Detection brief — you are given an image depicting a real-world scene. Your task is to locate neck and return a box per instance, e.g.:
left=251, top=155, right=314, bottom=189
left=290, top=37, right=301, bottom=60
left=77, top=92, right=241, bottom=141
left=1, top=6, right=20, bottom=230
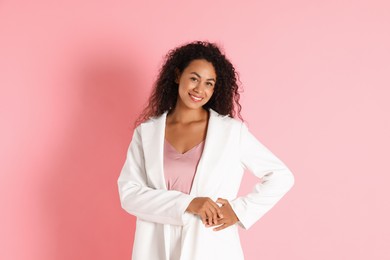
left=168, top=105, right=209, bottom=124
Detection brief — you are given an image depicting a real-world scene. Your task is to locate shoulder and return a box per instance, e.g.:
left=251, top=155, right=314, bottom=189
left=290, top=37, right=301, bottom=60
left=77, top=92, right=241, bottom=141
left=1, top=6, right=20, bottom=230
left=130, top=113, right=166, bottom=142
left=209, top=108, right=243, bottom=130
left=142, top=113, right=165, bottom=124
left=137, top=112, right=167, bottom=129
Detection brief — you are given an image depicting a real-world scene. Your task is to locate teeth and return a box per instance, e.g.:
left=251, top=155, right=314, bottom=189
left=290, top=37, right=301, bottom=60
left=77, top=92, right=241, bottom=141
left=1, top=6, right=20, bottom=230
left=190, top=94, right=202, bottom=101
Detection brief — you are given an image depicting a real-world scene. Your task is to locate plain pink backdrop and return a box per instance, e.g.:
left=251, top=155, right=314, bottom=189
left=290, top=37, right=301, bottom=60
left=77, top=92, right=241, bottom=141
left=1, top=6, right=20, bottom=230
left=1, top=0, right=389, bottom=259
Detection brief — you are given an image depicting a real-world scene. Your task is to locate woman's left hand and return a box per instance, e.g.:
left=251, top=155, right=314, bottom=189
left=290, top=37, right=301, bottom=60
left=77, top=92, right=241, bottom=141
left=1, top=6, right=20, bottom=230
left=206, top=198, right=239, bottom=231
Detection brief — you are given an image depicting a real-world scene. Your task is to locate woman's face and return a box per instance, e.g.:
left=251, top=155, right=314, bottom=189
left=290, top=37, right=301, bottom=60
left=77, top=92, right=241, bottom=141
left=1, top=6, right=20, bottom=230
left=175, top=59, right=216, bottom=111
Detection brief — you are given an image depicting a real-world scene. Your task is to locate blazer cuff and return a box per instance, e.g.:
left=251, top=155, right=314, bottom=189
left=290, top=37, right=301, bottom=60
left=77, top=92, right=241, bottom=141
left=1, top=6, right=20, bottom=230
left=179, top=195, right=196, bottom=225
left=229, top=198, right=254, bottom=230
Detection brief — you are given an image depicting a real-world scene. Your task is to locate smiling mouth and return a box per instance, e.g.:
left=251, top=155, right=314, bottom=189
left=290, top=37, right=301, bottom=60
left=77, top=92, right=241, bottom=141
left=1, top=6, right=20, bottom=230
left=189, top=93, right=203, bottom=102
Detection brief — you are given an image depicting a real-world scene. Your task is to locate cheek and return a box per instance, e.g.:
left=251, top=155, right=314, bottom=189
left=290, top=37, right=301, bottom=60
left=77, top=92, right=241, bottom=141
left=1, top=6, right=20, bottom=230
left=179, top=80, right=191, bottom=92
left=178, top=83, right=188, bottom=94
left=207, top=88, right=215, bottom=98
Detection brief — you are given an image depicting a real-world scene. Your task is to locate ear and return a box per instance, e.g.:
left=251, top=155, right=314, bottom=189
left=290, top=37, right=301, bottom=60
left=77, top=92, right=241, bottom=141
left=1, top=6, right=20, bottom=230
left=174, top=68, right=180, bottom=84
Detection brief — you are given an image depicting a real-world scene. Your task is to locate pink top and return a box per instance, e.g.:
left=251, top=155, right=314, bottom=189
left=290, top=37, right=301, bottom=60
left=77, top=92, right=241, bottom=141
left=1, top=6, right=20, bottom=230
left=163, top=139, right=205, bottom=194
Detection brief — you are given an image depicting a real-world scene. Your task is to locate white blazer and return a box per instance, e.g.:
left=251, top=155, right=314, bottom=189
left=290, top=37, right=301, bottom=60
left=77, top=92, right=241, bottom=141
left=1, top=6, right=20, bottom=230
left=118, top=108, right=294, bottom=260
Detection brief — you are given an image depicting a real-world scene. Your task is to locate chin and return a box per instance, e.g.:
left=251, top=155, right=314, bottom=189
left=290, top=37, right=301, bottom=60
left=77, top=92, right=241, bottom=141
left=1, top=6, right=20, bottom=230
left=188, top=105, right=205, bottom=110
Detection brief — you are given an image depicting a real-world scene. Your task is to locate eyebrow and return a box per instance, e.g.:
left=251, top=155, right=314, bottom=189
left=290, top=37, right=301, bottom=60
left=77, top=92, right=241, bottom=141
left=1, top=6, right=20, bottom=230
left=190, top=72, right=216, bottom=82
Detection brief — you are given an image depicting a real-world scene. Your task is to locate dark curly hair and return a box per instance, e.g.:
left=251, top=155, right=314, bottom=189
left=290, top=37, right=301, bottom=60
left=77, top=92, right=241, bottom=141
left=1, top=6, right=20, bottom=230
left=136, top=41, right=243, bottom=125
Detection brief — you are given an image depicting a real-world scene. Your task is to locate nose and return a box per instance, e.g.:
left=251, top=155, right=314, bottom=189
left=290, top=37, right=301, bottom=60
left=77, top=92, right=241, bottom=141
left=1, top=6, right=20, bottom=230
left=193, top=86, right=201, bottom=93
left=193, top=81, right=206, bottom=93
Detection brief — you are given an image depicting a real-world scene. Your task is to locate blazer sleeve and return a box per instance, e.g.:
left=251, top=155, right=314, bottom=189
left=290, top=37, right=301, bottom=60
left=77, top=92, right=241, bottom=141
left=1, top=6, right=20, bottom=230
left=117, top=126, right=195, bottom=226
left=230, top=122, right=295, bottom=230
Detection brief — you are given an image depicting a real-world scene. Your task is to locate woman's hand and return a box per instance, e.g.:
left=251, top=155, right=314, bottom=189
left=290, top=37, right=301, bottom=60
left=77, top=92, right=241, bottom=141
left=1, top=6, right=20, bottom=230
left=186, top=197, right=223, bottom=226
left=209, top=198, right=239, bottom=231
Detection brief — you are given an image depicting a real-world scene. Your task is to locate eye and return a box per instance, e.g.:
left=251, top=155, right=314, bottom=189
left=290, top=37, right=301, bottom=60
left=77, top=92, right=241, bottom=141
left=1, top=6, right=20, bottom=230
left=190, top=77, right=198, bottom=82
left=206, top=82, right=214, bottom=87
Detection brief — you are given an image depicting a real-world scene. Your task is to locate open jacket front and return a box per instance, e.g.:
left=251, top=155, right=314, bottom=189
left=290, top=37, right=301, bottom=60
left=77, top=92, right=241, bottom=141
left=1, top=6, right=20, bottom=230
left=118, top=108, right=295, bottom=260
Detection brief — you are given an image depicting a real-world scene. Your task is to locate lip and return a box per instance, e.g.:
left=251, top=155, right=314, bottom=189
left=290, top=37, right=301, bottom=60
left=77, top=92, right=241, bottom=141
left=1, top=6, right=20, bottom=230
left=189, top=93, right=203, bottom=102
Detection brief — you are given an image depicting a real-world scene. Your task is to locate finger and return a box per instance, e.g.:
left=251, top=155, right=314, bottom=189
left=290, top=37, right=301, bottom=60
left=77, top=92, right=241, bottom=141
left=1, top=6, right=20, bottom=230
left=216, top=198, right=227, bottom=205
left=208, top=214, right=228, bottom=227
left=200, top=212, right=207, bottom=225
left=216, top=198, right=227, bottom=218
left=211, top=200, right=224, bottom=218
left=213, top=223, right=229, bottom=232
left=205, top=208, right=214, bottom=226
left=205, top=221, right=219, bottom=227
left=212, top=214, right=219, bottom=225
left=207, top=204, right=219, bottom=225
left=207, top=207, right=220, bottom=225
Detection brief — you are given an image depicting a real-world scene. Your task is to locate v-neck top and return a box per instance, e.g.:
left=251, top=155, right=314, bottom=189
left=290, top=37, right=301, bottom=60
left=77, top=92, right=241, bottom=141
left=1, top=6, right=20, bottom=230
left=163, top=139, right=205, bottom=194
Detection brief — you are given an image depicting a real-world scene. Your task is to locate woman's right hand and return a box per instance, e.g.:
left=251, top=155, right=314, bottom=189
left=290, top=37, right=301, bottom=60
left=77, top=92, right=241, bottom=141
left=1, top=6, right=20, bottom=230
left=186, top=197, right=223, bottom=226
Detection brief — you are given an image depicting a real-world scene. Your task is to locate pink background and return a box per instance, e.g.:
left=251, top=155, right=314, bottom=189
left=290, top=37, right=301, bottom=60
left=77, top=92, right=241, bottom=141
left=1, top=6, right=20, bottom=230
left=1, top=0, right=389, bottom=259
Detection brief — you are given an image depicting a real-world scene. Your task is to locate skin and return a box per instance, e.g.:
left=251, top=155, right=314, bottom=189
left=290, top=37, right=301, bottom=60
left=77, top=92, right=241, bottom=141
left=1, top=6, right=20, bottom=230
left=165, top=59, right=239, bottom=231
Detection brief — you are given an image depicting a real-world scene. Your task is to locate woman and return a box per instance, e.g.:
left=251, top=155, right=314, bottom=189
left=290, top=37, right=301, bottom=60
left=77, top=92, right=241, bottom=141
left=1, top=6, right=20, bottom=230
left=117, top=41, right=294, bottom=260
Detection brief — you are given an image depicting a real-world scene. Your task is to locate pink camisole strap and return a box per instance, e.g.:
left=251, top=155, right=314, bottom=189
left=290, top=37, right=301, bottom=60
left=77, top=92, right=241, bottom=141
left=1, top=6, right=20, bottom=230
left=163, top=139, right=205, bottom=194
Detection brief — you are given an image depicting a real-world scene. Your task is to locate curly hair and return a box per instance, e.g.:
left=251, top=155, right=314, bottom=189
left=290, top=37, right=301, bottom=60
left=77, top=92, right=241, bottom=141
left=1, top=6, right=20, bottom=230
left=135, top=41, right=243, bottom=126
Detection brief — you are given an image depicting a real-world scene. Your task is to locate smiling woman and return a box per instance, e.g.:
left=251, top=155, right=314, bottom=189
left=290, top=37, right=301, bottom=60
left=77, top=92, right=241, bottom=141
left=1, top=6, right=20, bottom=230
left=117, top=41, right=295, bottom=260
left=176, top=59, right=216, bottom=108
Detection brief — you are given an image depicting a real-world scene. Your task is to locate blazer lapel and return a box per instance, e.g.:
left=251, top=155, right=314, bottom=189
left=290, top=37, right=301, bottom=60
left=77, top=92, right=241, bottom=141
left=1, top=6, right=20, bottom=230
left=141, top=111, right=168, bottom=190
left=190, top=109, right=228, bottom=196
